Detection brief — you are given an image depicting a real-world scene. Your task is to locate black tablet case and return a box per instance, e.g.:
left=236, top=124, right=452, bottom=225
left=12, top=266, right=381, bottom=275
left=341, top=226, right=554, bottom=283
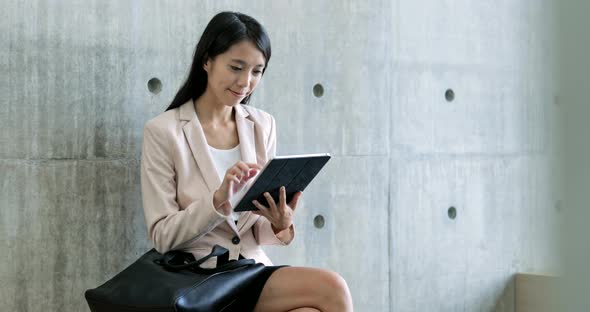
left=233, top=155, right=331, bottom=212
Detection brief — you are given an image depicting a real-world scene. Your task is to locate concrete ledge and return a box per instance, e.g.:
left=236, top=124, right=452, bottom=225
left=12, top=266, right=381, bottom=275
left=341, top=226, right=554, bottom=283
left=515, top=273, right=559, bottom=312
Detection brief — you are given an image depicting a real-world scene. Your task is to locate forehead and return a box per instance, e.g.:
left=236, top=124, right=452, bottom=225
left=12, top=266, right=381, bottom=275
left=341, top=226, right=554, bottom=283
left=220, top=40, right=265, bottom=66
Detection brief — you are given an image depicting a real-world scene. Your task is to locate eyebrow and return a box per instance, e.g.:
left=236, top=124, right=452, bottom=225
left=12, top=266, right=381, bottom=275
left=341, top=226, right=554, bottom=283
left=230, top=59, right=265, bottom=68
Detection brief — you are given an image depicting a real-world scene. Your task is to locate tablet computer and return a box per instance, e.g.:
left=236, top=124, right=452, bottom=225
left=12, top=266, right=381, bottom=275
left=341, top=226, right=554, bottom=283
left=232, top=153, right=331, bottom=212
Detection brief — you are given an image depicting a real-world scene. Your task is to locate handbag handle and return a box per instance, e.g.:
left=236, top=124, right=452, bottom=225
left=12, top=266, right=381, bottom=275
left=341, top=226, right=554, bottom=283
left=156, top=245, right=255, bottom=273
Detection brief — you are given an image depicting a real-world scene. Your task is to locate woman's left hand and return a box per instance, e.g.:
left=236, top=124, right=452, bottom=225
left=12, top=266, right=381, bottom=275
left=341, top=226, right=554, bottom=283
left=252, top=186, right=303, bottom=233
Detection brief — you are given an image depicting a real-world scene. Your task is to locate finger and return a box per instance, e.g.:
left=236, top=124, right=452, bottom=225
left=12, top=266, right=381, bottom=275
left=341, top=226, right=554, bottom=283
left=226, top=172, right=241, bottom=184
left=252, top=200, right=270, bottom=215
left=231, top=163, right=261, bottom=183
left=252, top=209, right=268, bottom=217
left=238, top=161, right=262, bottom=175
left=235, top=162, right=251, bottom=176
left=228, top=180, right=234, bottom=197
left=227, top=168, right=243, bottom=181
left=279, top=186, right=286, bottom=210
left=245, top=168, right=259, bottom=180
left=263, top=192, right=277, bottom=211
left=288, top=191, right=303, bottom=211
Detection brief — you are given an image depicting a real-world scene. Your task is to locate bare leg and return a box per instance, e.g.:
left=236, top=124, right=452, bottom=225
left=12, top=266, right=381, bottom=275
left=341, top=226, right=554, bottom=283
left=253, top=267, right=353, bottom=312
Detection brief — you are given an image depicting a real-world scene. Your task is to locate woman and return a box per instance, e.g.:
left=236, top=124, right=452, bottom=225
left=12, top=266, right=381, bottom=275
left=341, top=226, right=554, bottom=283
left=140, top=11, right=353, bottom=312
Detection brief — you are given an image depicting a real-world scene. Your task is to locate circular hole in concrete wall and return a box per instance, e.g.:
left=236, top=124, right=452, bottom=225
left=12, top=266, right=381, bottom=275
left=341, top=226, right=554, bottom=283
left=313, top=215, right=325, bottom=229
left=448, top=206, right=457, bottom=220
left=445, top=89, right=455, bottom=102
left=148, top=78, right=162, bottom=94
left=313, top=83, right=324, bottom=98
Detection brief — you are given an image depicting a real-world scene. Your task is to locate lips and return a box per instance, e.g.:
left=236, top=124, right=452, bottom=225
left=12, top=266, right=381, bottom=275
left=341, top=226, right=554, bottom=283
left=229, top=89, right=246, bottom=97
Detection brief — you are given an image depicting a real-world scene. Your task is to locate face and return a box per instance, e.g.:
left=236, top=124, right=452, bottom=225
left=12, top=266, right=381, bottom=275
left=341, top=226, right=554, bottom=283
left=203, top=40, right=266, bottom=107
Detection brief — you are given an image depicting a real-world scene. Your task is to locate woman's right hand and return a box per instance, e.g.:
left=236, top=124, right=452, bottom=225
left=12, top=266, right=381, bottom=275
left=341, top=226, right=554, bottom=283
left=213, top=161, right=262, bottom=216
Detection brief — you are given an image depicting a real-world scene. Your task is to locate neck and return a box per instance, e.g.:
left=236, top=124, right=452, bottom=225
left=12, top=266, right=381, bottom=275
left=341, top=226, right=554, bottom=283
left=194, top=89, right=235, bottom=125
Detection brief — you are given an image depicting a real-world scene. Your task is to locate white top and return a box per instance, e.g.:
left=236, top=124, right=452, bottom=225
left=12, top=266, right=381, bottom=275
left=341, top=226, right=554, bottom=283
left=208, top=143, right=243, bottom=222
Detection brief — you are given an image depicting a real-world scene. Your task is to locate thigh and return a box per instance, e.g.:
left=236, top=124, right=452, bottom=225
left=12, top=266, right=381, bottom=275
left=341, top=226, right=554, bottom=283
left=253, top=266, right=346, bottom=312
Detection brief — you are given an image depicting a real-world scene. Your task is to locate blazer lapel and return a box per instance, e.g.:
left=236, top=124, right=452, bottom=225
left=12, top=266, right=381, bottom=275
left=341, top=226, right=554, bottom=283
left=180, top=102, right=222, bottom=193
left=234, top=105, right=257, bottom=165
left=234, top=105, right=258, bottom=232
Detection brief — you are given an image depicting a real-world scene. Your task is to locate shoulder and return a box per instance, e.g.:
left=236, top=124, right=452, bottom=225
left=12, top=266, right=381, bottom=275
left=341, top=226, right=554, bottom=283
left=143, top=108, right=180, bottom=139
left=144, top=106, right=180, bottom=131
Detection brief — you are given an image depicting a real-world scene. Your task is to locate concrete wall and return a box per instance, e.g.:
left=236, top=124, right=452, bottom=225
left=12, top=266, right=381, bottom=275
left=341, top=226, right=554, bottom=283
left=1, top=1, right=560, bottom=311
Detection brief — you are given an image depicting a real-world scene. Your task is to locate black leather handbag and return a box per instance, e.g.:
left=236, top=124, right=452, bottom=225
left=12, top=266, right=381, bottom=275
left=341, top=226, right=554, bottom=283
left=85, top=245, right=266, bottom=312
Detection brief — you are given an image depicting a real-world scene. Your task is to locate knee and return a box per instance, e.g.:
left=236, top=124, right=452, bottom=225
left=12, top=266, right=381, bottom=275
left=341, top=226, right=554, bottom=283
left=318, top=270, right=353, bottom=311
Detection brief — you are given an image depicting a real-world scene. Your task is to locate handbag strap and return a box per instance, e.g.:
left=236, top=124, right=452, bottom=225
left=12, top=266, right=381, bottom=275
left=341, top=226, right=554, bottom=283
left=156, top=245, right=255, bottom=272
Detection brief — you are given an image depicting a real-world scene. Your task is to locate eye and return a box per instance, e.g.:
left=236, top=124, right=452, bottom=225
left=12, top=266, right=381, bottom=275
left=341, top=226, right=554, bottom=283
left=230, top=65, right=242, bottom=71
left=253, top=70, right=263, bottom=76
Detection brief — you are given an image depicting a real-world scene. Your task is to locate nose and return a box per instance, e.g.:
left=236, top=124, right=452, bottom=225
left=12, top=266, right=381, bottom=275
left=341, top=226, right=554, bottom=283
left=236, top=71, right=251, bottom=89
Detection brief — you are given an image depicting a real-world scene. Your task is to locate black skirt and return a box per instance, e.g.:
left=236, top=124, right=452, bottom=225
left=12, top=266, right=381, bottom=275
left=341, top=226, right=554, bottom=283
left=222, top=264, right=287, bottom=311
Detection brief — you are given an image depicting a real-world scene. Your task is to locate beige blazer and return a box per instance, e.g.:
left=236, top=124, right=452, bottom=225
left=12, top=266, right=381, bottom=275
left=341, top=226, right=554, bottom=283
left=140, top=100, right=294, bottom=268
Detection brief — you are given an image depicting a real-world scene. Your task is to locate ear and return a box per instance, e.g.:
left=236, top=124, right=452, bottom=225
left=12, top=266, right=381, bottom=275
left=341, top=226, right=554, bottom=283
left=202, top=54, right=211, bottom=73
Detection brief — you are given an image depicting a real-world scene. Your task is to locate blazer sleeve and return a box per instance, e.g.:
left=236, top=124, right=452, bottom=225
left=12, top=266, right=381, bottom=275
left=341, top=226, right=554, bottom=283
left=141, top=121, right=226, bottom=253
left=253, top=114, right=295, bottom=245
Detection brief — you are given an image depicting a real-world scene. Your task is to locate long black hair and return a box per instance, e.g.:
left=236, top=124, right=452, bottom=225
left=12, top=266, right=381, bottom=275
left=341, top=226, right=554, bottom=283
left=166, top=12, right=271, bottom=111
